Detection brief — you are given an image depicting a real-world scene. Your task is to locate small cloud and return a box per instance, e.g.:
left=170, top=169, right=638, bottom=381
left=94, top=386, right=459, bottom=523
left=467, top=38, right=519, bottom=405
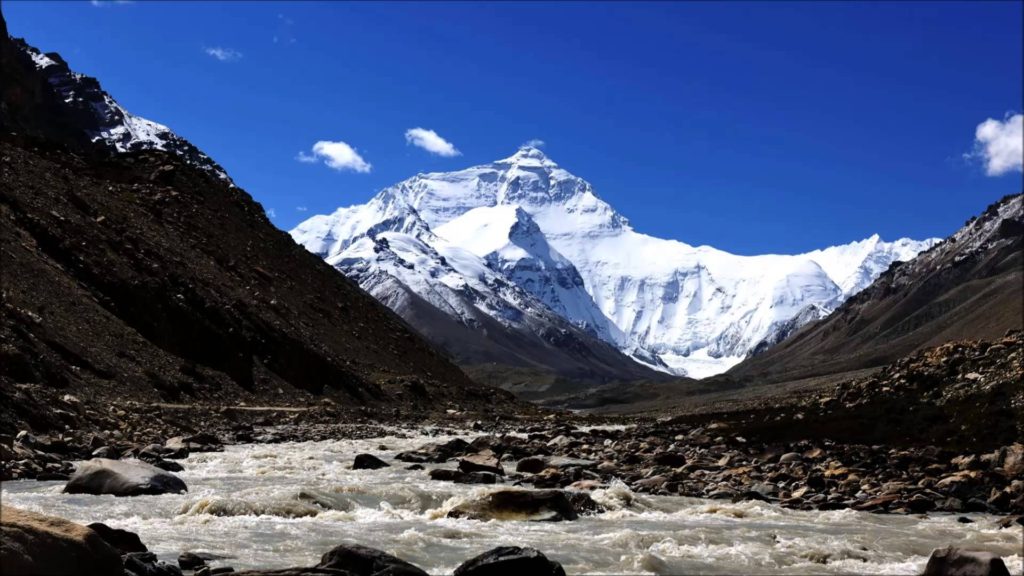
left=296, top=206, right=308, bottom=212
left=90, top=0, right=133, bottom=6
left=522, top=139, right=545, bottom=149
left=204, top=47, right=243, bottom=62
left=266, top=208, right=277, bottom=219
left=296, top=140, right=371, bottom=173
left=966, top=113, right=1023, bottom=176
left=404, top=127, right=461, bottom=157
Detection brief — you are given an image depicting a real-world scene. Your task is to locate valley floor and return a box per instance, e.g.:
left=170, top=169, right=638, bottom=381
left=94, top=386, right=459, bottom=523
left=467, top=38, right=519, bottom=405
left=2, top=424, right=1021, bottom=575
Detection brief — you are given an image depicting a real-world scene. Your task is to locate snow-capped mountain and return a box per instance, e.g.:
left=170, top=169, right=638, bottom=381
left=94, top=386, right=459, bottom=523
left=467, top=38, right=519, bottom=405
left=292, top=146, right=938, bottom=378
left=13, top=38, right=229, bottom=181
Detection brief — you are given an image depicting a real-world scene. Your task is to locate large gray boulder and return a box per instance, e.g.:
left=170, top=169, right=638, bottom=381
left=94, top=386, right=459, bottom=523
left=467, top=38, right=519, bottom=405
left=64, top=458, right=187, bottom=496
left=923, top=547, right=1011, bottom=576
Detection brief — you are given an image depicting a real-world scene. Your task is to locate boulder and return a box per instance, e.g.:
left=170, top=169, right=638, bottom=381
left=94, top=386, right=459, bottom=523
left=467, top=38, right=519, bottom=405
left=455, top=472, right=499, bottom=485
left=64, top=458, right=187, bottom=496
left=165, top=433, right=222, bottom=455
left=652, top=452, right=686, bottom=467
left=516, top=456, right=548, bottom=474
left=459, top=451, right=504, bottom=475
left=922, top=547, right=1011, bottom=576
left=179, top=552, right=207, bottom=570
left=122, top=551, right=183, bottom=576
left=447, top=489, right=601, bottom=522
left=1001, top=444, right=1024, bottom=478
left=92, top=446, right=120, bottom=459
left=779, top=452, right=803, bottom=464
left=0, top=506, right=123, bottom=576
left=352, top=454, right=389, bottom=470
left=397, top=438, right=472, bottom=463
left=316, top=544, right=427, bottom=576
left=87, top=522, right=148, bottom=553
left=153, top=459, right=185, bottom=473
left=429, top=469, right=465, bottom=482
left=453, top=546, right=565, bottom=576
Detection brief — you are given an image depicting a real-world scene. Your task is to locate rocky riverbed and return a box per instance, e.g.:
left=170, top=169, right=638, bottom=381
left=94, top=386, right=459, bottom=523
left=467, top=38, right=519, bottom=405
left=3, top=428, right=1021, bottom=574
left=5, top=414, right=1023, bottom=519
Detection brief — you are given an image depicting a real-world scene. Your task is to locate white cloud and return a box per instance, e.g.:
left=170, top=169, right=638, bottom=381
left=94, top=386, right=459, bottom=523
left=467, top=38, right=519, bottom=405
left=404, top=127, right=461, bottom=157
left=296, top=140, right=371, bottom=173
left=296, top=206, right=308, bottom=212
left=968, top=113, right=1023, bottom=176
left=523, top=139, right=545, bottom=149
left=266, top=208, right=276, bottom=219
left=204, top=47, right=243, bottom=62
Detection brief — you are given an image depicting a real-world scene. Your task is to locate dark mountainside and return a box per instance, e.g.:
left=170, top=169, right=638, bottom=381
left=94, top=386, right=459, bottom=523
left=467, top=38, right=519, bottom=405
left=0, top=10, right=519, bottom=438
left=723, top=192, right=1023, bottom=386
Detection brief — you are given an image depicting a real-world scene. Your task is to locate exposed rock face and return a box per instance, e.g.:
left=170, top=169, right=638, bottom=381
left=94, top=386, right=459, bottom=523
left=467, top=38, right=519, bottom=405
left=447, top=489, right=601, bottom=522
left=453, top=546, right=566, bottom=576
left=923, top=547, right=1011, bottom=576
left=63, top=458, right=187, bottom=496
left=0, top=506, right=123, bottom=576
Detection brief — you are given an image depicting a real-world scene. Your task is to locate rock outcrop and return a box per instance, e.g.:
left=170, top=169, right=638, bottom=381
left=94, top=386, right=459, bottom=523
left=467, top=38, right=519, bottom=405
left=0, top=506, right=123, bottom=576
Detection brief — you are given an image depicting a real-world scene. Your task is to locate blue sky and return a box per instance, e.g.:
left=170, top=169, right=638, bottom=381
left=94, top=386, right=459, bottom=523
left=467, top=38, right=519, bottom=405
left=6, top=1, right=1022, bottom=254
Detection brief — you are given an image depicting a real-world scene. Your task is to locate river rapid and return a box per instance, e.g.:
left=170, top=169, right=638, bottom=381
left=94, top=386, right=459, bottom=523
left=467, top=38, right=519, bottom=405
left=2, top=428, right=1020, bottom=575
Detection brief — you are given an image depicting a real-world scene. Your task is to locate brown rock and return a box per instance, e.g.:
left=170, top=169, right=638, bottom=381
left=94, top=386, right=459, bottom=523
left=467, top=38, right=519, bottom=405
left=459, top=451, right=504, bottom=475
left=0, top=506, right=123, bottom=576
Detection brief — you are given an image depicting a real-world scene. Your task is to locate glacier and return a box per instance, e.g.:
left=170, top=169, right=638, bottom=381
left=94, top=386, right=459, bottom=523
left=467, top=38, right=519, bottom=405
left=292, top=146, right=939, bottom=378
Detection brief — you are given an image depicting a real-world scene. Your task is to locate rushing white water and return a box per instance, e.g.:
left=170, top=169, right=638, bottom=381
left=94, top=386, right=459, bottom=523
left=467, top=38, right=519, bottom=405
left=2, top=429, right=1020, bottom=575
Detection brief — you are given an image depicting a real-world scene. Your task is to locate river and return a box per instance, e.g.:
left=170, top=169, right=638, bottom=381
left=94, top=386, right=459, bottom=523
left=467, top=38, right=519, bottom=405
left=2, top=429, right=1020, bottom=574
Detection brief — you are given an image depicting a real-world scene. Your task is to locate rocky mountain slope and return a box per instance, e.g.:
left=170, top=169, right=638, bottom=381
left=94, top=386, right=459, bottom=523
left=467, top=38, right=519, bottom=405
left=293, top=146, right=937, bottom=379
left=725, top=193, right=1023, bottom=385
left=0, top=10, right=513, bottom=436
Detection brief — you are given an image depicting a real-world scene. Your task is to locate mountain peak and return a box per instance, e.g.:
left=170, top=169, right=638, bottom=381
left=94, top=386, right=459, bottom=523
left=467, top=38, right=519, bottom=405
left=499, top=145, right=555, bottom=166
